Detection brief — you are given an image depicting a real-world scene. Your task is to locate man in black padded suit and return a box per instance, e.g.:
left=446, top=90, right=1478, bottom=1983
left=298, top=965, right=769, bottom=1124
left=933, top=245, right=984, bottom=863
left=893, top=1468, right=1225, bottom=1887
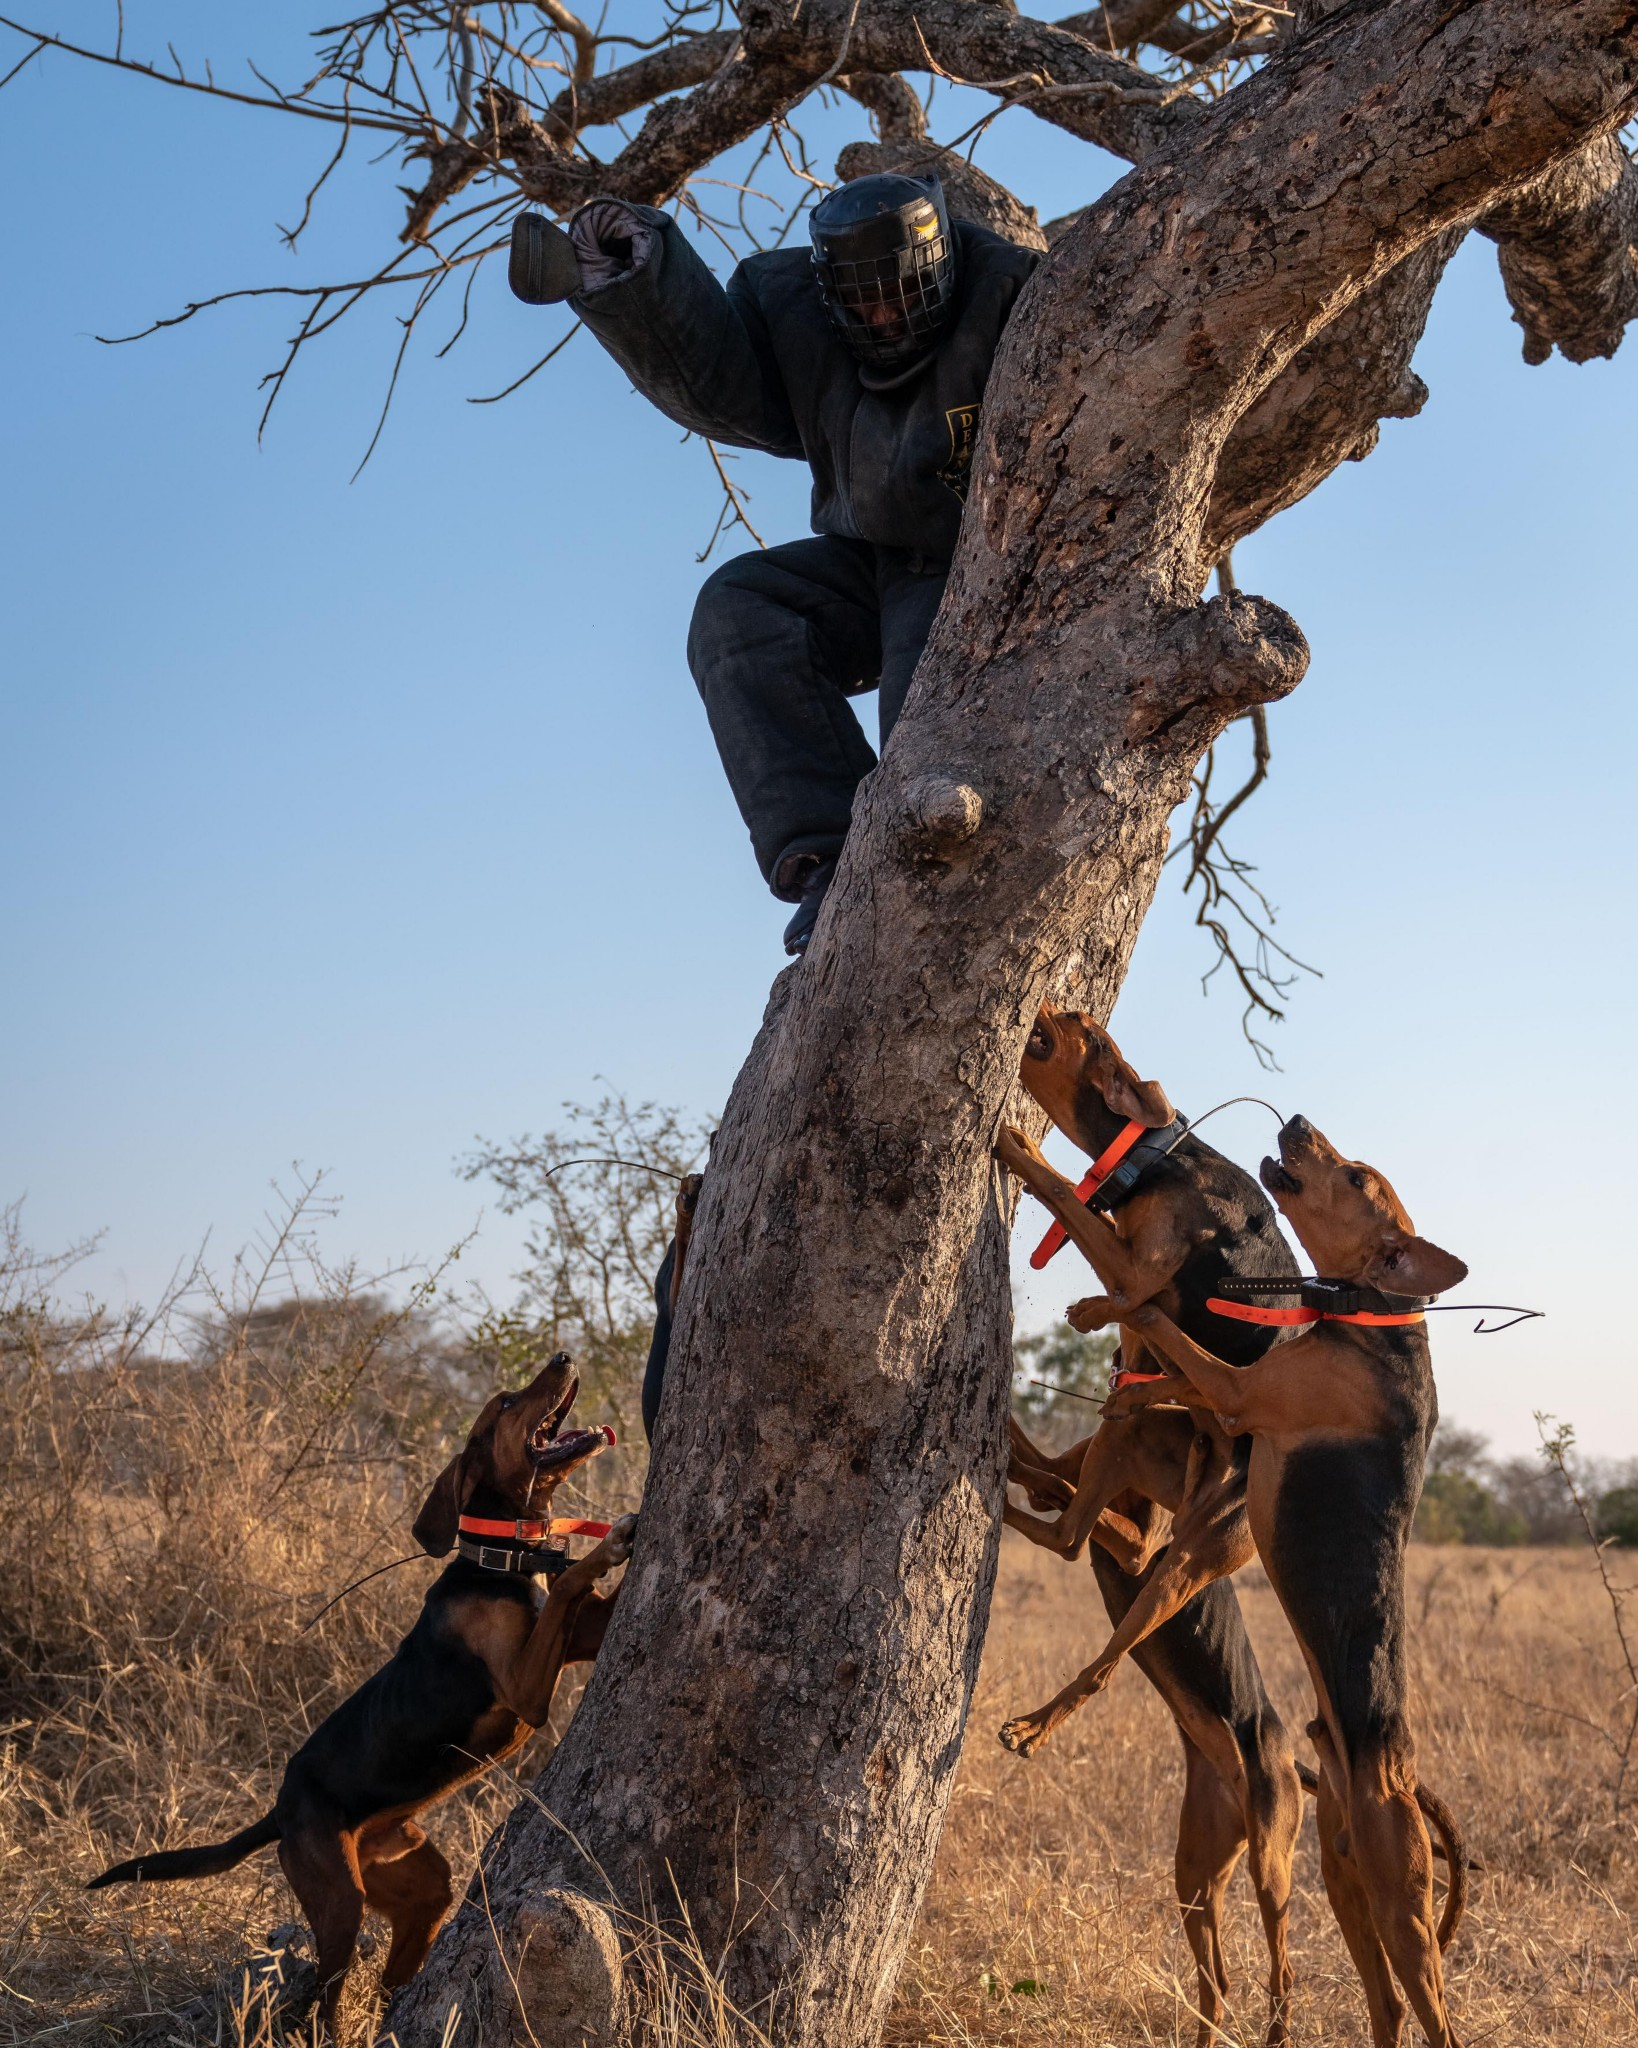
left=520, top=173, right=1038, bottom=956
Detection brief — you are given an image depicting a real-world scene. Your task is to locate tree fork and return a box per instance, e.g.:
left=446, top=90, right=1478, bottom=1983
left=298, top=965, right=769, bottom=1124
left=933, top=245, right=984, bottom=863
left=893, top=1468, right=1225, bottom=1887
left=388, top=2, right=1638, bottom=2041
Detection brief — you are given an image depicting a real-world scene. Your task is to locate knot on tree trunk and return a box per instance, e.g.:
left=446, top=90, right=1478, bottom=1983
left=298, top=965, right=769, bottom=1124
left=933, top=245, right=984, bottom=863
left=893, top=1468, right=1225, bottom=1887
left=1479, top=135, right=1638, bottom=364
left=1124, top=592, right=1307, bottom=742
left=388, top=1887, right=627, bottom=2046
left=896, top=775, right=985, bottom=859
left=511, top=1891, right=627, bottom=2045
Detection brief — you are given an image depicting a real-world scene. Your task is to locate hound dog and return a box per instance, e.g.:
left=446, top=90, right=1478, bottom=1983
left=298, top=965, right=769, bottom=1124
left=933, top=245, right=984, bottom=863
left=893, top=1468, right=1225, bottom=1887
left=89, top=1352, right=633, bottom=2029
left=1112, top=1115, right=1470, bottom=2048
left=996, top=1005, right=1308, bottom=2042
left=995, top=1002, right=1300, bottom=1743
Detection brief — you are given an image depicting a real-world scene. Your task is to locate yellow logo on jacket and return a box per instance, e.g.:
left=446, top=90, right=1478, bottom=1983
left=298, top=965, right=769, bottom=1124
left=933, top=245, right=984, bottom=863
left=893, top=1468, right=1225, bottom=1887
left=938, top=403, right=980, bottom=502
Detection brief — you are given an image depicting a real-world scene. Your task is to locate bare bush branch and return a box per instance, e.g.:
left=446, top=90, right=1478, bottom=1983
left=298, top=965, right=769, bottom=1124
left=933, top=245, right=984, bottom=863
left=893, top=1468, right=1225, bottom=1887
left=1537, top=1415, right=1638, bottom=1818
left=1165, top=558, right=1319, bottom=1065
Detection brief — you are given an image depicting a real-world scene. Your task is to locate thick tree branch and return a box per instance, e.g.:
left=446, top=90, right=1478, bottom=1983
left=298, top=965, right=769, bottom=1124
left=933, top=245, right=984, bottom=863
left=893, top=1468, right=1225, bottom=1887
left=961, top=0, right=1638, bottom=643
left=1203, top=229, right=1463, bottom=561
left=837, top=69, right=929, bottom=141
left=1057, top=0, right=1189, bottom=46
left=852, top=0, right=1203, bottom=162
left=472, top=0, right=1202, bottom=222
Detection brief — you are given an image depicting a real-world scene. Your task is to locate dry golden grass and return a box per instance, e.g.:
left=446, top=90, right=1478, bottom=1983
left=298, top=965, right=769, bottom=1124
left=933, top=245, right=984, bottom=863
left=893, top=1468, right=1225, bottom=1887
left=0, top=1238, right=639, bottom=2046
left=4, top=1243, right=1634, bottom=2048
left=890, top=1534, right=1638, bottom=2047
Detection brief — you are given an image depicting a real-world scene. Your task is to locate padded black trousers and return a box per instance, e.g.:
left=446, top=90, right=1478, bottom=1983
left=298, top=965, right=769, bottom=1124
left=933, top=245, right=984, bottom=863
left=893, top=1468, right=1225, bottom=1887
left=686, top=535, right=947, bottom=896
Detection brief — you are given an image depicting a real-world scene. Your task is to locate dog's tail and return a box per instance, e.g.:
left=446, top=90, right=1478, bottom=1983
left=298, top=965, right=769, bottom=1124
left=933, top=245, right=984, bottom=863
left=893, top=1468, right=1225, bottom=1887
left=87, top=1811, right=280, bottom=1889
left=1294, top=1763, right=1471, bottom=1947
left=1415, top=1782, right=1469, bottom=1950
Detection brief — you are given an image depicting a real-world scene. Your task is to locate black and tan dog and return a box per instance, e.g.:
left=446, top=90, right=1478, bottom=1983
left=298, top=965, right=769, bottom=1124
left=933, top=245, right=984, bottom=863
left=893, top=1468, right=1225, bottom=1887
left=997, top=1005, right=1309, bottom=2043
left=995, top=1002, right=1300, bottom=1745
left=1035, top=1481, right=1307, bottom=2047
left=89, top=1352, right=633, bottom=2029
left=1112, top=1116, right=1469, bottom=2048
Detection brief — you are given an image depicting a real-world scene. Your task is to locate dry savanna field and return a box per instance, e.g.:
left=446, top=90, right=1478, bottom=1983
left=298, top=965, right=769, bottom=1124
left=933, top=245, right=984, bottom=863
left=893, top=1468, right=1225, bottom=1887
left=3, top=1283, right=1636, bottom=2048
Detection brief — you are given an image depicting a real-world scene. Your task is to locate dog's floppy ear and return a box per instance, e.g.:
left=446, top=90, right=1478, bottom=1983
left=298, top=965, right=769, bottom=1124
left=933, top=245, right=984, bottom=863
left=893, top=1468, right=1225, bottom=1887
left=1097, top=1055, right=1176, bottom=1130
left=1367, top=1233, right=1468, bottom=1299
left=412, top=1451, right=469, bottom=1556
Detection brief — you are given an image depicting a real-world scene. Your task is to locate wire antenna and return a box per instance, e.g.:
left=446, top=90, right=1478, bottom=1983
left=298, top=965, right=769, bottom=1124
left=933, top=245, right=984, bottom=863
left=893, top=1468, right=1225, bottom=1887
left=1424, top=1305, right=1545, bottom=1336
left=1028, top=1376, right=1105, bottom=1405
left=537, top=1156, right=690, bottom=1184
left=1184, top=1094, right=1286, bottom=1133
left=300, top=1553, right=425, bottom=1634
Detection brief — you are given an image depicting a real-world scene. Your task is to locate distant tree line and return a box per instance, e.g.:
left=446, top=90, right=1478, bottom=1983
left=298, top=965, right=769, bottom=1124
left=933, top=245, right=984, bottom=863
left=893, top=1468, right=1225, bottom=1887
left=1416, top=1422, right=1638, bottom=1547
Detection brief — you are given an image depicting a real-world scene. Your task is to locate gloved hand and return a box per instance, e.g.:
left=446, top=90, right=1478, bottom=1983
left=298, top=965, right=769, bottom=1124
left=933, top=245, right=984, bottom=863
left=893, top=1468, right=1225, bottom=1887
left=508, top=212, right=583, bottom=304
left=569, top=199, right=657, bottom=293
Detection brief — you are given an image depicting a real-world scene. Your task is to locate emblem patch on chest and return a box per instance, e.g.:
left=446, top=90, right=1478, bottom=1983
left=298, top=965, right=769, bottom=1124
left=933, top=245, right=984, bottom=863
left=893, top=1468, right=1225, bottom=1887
left=937, top=403, right=981, bottom=502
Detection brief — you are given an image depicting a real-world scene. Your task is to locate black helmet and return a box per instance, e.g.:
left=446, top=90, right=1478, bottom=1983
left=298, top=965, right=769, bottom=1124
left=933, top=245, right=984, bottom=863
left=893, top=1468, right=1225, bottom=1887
left=810, top=174, right=957, bottom=372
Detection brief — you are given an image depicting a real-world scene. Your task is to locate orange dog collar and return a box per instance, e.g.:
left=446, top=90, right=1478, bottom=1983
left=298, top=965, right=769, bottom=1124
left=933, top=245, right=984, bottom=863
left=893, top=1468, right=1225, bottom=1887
left=1206, top=1297, right=1425, bottom=1329
left=459, top=1514, right=549, bottom=1540
left=1029, top=1120, right=1148, bottom=1270
left=457, top=1514, right=614, bottom=1541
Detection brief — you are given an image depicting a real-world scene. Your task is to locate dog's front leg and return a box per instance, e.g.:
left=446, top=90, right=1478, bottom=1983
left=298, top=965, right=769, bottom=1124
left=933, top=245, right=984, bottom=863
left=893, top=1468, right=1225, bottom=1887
left=1008, top=1416, right=1093, bottom=1510
left=996, top=1127, right=1151, bottom=1302
left=990, top=1122, right=1171, bottom=1327
left=1100, top=1371, right=1200, bottom=1422
left=1066, top=1195, right=1193, bottom=1331
left=1121, top=1308, right=1338, bottom=1437
left=497, top=1517, right=636, bottom=1726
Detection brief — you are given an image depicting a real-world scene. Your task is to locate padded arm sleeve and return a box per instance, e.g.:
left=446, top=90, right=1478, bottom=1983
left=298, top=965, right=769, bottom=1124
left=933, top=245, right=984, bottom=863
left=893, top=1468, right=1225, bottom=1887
left=571, top=206, right=802, bottom=458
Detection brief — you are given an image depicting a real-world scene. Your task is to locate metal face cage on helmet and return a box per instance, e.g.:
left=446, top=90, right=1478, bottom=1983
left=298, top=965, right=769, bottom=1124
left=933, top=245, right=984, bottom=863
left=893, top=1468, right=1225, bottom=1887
left=809, top=174, right=957, bottom=371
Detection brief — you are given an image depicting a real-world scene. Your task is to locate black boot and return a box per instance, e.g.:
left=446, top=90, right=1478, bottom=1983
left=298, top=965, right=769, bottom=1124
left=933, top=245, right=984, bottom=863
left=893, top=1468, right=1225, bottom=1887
left=781, top=856, right=838, bottom=956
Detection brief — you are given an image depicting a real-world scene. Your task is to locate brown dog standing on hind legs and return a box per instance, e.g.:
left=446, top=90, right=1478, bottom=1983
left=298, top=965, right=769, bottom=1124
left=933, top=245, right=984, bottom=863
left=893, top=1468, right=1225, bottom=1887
left=1041, top=1484, right=1308, bottom=2048
left=993, top=1002, right=1302, bottom=1745
left=1112, top=1114, right=1470, bottom=2048
left=88, top=1351, right=634, bottom=2032
left=997, top=1006, right=1306, bottom=2043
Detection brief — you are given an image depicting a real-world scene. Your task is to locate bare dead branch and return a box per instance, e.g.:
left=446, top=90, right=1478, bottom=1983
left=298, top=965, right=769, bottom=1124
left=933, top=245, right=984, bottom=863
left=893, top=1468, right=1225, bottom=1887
left=1537, top=1416, right=1638, bottom=1817
left=0, top=26, right=41, bottom=89
left=698, top=437, right=769, bottom=560
left=468, top=319, right=582, bottom=402
left=0, top=13, right=402, bottom=128
left=279, top=91, right=357, bottom=248
left=1162, top=557, right=1318, bottom=1065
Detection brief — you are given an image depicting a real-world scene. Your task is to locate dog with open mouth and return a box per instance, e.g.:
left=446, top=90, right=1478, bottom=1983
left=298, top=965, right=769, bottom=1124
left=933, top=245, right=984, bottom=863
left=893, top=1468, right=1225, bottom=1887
left=1111, top=1115, right=1471, bottom=2048
left=994, top=1005, right=1307, bottom=2044
left=88, top=1350, right=634, bottom=2031
left=993, top=1003, right=1303, bottom=1734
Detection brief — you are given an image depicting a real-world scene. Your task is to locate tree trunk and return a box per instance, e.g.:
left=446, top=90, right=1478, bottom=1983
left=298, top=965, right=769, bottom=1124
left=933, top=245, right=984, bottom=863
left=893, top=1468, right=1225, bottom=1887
left=389, top=3, right=1638, bottom=2041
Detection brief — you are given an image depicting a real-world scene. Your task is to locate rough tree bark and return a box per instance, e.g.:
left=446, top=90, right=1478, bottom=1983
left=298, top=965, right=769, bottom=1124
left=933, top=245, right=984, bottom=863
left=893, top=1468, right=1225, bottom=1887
left=1481, top=132, right=1638, bottom=361
left=385, top=2, right=1638, bottom=2043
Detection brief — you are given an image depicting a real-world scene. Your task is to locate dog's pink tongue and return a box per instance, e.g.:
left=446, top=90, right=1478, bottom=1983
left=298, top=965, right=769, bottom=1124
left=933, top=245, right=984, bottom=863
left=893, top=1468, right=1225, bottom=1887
left=600, top=1425, right=617, bottom=1448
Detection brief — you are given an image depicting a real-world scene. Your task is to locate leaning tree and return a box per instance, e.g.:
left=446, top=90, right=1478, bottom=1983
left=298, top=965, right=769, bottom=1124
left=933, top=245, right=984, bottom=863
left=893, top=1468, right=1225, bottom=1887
left=12, top=1, right=1636, bottom=2041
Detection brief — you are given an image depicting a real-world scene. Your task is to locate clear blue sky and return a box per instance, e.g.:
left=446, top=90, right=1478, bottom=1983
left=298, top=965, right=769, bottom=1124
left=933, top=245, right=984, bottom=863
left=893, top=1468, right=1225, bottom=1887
left=5, top=7, right=1634, bottom=1456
